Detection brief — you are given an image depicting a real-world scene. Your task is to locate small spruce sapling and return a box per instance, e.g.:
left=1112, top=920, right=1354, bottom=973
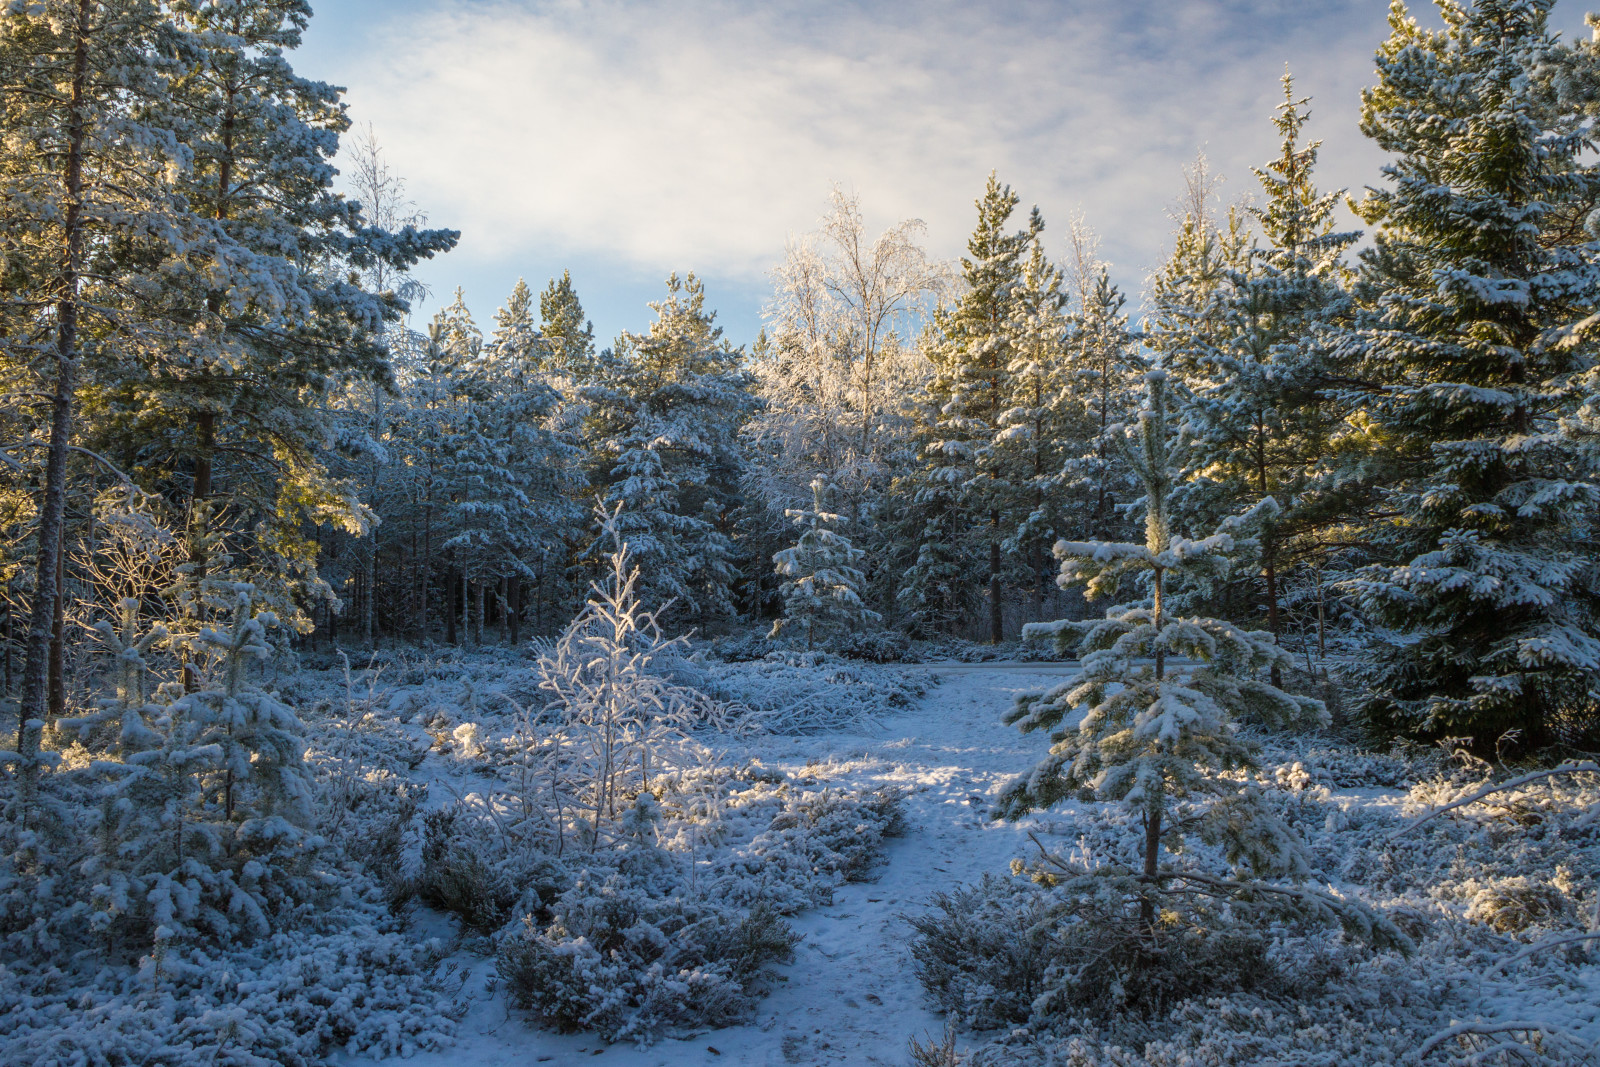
left=770, top=479, right=880, bottom=649
left=998, top=371, right=1401, bottom=950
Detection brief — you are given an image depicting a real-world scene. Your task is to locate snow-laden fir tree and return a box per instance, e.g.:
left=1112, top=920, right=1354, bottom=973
left=998, top=370, right=1335, bottom=934
left=771, top=479, right=880, bottom=649
left=1342, top=0, right=1600, bottom=747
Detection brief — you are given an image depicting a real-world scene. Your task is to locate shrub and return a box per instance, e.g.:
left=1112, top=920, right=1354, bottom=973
left=496, top=873, right=798, bottom=1044
left=837, top=629, right=912, bottom=663
left=909, top=875, right=1276, bottom=1028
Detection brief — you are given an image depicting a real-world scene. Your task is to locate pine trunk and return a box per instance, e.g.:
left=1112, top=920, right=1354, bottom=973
left=20, top=0, right=92, bottom=771
left=445, top=562, right=458, bottom=645
left=508, top=576, right=521, bottom=645
left=988, top=510, right=1002, bottom=644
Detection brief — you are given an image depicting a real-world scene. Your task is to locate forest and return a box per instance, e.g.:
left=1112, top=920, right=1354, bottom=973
left=6, top=0, right=1600, bottom=1064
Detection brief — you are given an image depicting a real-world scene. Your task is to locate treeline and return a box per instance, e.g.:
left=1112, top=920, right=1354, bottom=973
left=4, top=0, right=1600, bottom=748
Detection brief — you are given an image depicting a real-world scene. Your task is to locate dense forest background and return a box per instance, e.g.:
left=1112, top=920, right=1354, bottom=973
left=5, top=0, right=1600, bottom=764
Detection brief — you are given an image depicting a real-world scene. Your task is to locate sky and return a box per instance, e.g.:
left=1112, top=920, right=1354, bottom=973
left=292, top=0, right=1597, bottom=350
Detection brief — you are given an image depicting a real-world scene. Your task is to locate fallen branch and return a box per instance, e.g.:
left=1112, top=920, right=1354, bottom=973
left=1487, top=930, right=1600, bottom=974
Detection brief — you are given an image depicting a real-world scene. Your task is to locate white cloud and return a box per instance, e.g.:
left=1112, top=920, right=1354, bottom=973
left=331, top=0, right=1592, bottom=319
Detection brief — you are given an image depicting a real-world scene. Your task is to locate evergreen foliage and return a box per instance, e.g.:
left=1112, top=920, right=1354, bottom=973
left=998, top=371, right=1352, bottom=939
left=1343, top=0, right=1600, bottom=747
left=771, top=479, right=879, bottom=648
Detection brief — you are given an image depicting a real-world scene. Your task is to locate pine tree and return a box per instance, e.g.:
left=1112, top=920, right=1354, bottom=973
left=999, top=371, right=1337, bottom=936
left=0, top=0, right=185, bottom=770
left=922, top=173, right=1041, bottom=642
left=1343, top=0, right=1600, bottom=747
left=1066, top=268, right=1144, bottom=545
left=451, top=280, right=584, bottom=642
left=1167, top=74, right=1357, bottom=676
left=112, top=0, right=456, bottom=632
left=999, top=238, right=1080, bottom=623
left=540, top=270, right=596, bottom=377
left=771, top=480, right=879, bottom=648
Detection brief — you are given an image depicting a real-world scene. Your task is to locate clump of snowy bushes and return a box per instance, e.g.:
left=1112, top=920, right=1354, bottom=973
left=474, top=760, right=905, bottom=1042
left=0, top=534, right=463, bottom=1062
left=700, top=650, right=926, bottom=735
left=405, top=517, right=912, bottom=1044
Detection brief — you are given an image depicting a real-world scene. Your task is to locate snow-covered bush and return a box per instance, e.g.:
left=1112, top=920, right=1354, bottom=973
left=707, top=783, right=907, bottom=910
left=911, top=871, right=1281, bottom=1030
left=704, top=651, right=925, bottom=735
left=0, top=912, right=464, bottom=1066
left=908, top=874, right=1065, bottom=1029
left=836, top=628, right=913, bottom=662
left=498, top=870, right=798, bottom=1043
left=494, top=774, right=904, bottom=1044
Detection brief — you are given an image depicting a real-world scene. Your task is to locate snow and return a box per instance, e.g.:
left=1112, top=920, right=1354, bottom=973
left=335, top=664, right=1068, bottom=1067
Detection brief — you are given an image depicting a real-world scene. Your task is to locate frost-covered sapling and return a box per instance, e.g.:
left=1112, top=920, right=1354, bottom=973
left=770, top=478, right=880, bottom=649
left=995, top=371, right=1402, bottom=993
left=537, top=504, right=719, bottom=844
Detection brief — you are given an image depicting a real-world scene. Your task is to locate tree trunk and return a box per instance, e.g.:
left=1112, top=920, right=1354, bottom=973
left=1140, top=803, right=1162, bottom=931
left=508, top=576, right=521, bottom=646
left=468, top=580, right=478, bottom=646
left=1264, top=539, right=1283, bottom=688
left=48, top=547, right=65, bottom=724
left=988, top=510, right=1003, bottom=644
left=1256, top=430, right=1282, bottom=688
left=445, top=562, right=458, bottom=645
left=1029, top=541, right=1044, bottom=626
left=20, top=0, right=91, bottom=778
left=1142, top=564, right=1167, bottom=931
left=420, top=487, right=432, bottom=642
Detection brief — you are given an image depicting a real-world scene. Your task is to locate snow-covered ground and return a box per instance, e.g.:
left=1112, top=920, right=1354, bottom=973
left=341, top=664, right=1069, bottom=1067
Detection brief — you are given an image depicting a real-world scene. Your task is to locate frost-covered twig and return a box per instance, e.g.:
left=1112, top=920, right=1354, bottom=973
left=1386, top=760, right=1600, bottom=843
left=1415, top=1019, right=1594, bottom=1064
left=1486, top=930, right=1600, bottom=974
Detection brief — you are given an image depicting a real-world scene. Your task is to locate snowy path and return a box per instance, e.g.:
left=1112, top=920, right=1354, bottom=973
left=361, top=666, right=1070, bottom=1067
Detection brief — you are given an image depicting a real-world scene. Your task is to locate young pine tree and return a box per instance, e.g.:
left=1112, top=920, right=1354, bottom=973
left=997, top=371, right=1327, bottom=932
left=771, top=480, right=880, bottom=649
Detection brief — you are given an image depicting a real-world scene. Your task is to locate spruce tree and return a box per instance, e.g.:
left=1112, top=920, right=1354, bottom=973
left=1344, top=0, right=1600, bottom=747
left=771, top=479, right=879, bottom=649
